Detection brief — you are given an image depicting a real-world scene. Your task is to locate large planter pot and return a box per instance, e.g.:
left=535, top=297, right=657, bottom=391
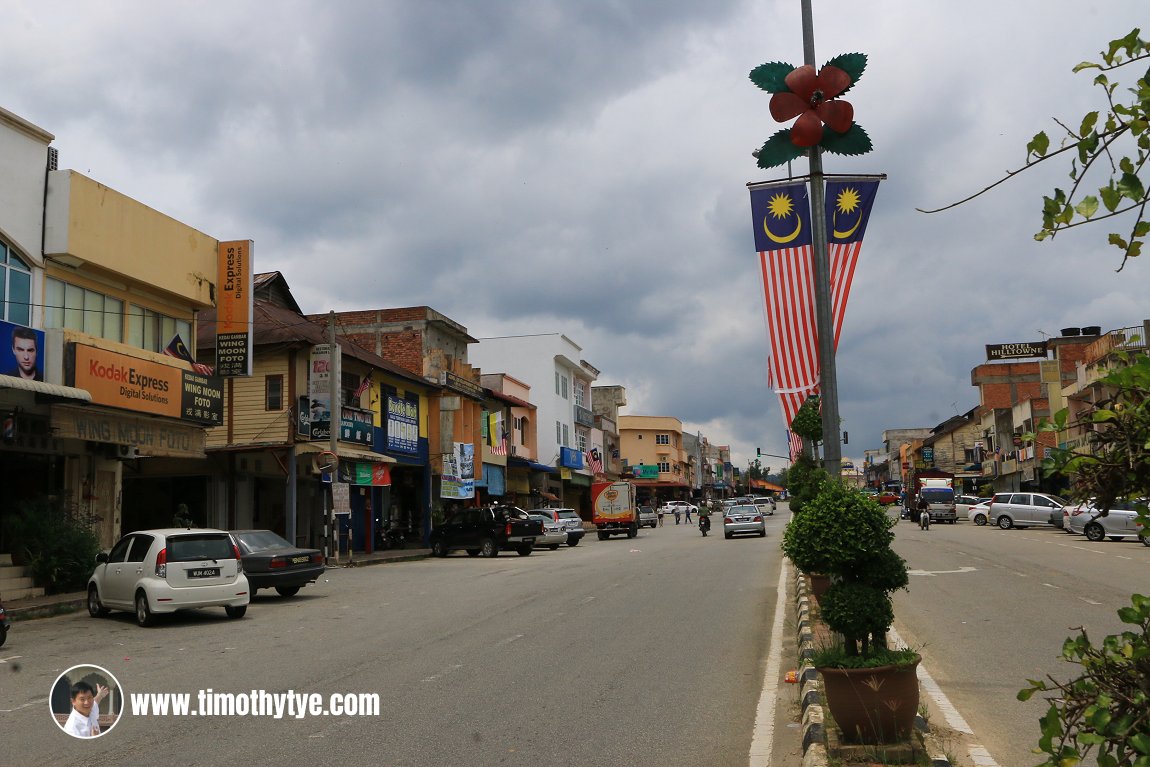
left=808, top=573, right=831, bottom=604
left=818, top=655, right=921, bottom=744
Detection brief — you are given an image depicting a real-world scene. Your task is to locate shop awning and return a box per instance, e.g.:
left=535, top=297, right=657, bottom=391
left=295, top=442, right=396, bottom=463
left=0, top=374, right=92, bottom=402
left=508, top=457, right=557, bottom=473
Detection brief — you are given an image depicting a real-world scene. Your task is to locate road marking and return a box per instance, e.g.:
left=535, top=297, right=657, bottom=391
left=1078, top=597, right=1104, bottom=606
left=907, top=566, right=978, bottom=576
left=0, top=655, right=22, bottom=664
left=0, top=696, right=47, bottom=713
left=748, top=557, right=787, bottom=767
left=420, top=663, right=463, bottom=683
left=1042, top=583, right=1060, bottom=589
left=494, top=633, right=523, bottom=647
left=890, top=628, right=1002, bottom=767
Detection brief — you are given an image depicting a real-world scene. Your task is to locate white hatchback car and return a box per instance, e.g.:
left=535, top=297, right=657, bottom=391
left=87, top=528, right=250, bottom=627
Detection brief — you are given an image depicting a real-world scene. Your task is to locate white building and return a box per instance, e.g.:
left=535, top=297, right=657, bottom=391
left=470, top=333, right=599, bottom=513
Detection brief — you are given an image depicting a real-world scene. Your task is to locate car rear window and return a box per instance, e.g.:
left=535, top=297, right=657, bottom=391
left=167, top=534, right=236, bottom=562
left=920, top=488, right=953, bottom=503
left=557, top=510, right=579, bottom=519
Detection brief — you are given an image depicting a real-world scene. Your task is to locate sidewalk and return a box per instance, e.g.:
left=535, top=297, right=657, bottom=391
left=4, top=547, right=431, bottom=622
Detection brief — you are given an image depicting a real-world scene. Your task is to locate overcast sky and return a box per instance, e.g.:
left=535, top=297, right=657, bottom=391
left=6, top=1, right=1146, bottom=472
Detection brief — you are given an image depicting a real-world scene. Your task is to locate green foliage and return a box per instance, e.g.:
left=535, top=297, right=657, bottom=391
left=926, top=29, right=1150, bottom=270
left=811, top=643, right=919, bottom=670
left=790, top=395, right=823, bottom=442
left=1018, top=594, right=1150, bottom=767
left=782, top=454, right=827, bottom=514
left=1, top=497, right=100, bottom=594
left=820, top=581, right=895, bottom=657
left=782, top=479, right=907, bottom=657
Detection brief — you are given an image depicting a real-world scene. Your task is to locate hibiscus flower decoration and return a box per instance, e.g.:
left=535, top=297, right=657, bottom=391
left=750, top=53, right=872, bottom=169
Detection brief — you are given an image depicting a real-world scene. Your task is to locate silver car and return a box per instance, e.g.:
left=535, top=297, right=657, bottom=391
left=987, top=492, right=1068, bottom=529
left=527, top=512, right=569, bottom=550
left=549, top=508, right=586, bottom=547
left=723, top=504, right=766, bottom=539
left=1063, top=499, right=1149, bottom=544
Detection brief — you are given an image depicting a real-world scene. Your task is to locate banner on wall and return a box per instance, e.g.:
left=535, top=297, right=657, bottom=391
left=441, top=442, right=475, bottom=499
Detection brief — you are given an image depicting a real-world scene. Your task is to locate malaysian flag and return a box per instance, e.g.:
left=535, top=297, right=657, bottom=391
left=750, top=177, right=880, bottom=430
left=586, top=447, right=603, bottom=475
left=353, top=371, right=373, bottom=400
left=163, top=333, right=215, bottom=376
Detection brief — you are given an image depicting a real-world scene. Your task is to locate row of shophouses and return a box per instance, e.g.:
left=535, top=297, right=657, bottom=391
left=861, top=322, right=1150, bottom=498
left=0, top=106, right=736, bottom=557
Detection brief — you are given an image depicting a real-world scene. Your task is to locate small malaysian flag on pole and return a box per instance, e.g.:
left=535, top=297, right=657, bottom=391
left=353, top=371, right=373, bottom=400
left=586, top=447, right=603, bottom=475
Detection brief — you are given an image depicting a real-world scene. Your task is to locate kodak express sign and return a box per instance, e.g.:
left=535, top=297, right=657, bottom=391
left=71, top=344, right=223, bottom=425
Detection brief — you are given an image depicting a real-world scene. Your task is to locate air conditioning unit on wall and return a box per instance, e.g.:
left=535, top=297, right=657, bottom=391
left=116, top=444, right=138, bottom=460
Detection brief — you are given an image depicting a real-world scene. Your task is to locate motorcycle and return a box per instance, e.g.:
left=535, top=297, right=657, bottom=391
left=0, top=597, right=10, bottom=648
left=698, top=515, right=711, bottom=537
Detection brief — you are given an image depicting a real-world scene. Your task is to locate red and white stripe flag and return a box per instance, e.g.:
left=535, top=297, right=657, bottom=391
left=750, top=178, right=880, bottom=433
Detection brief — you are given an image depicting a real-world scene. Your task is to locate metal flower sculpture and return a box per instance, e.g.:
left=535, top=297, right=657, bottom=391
left=750, top=53, right=872, bottom=169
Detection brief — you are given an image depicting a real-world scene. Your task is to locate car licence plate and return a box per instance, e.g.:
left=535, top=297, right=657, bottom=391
left=188, top=568, right=220, bottom=578
left=291, top=555, right=310, bottom=564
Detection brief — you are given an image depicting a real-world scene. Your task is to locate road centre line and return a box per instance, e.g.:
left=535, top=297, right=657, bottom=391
left=747, top=557, right=786, bottom=767
left=1042, top=583, right=1060, bottom=589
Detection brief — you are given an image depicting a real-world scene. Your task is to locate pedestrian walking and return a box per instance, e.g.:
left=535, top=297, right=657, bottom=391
left=683, top=505, right=692, bottom=524
left=657, top=505, right=665, bottom=526
left=674, top=508, right=681, bottom=524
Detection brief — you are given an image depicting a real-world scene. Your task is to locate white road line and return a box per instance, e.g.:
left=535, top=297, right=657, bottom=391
left=748, top=557, right=787, bottom=767
left=890, top=627, right=1003, bottom=767
left=1078, top=597, right=1104, bottom=606
left=1042, top=583, right=1060, bottom=589
left=494, top=633, right=523, bottom=647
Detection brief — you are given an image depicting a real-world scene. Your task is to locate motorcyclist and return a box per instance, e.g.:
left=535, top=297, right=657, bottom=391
left=698, top=503, right=712, bottom=535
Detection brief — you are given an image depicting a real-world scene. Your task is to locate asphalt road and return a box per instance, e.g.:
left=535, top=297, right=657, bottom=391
left=1, top=513, right=797, bottom=767
left=890, top=515, right=1150, bottom=767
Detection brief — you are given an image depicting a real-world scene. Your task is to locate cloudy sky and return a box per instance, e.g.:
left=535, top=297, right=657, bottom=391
left=6, top=1, right=1146, bottom=471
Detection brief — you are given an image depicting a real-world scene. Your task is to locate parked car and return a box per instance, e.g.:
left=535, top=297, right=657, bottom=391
left=545, top=508, right=585, bottom=547
left=955, top=495, right=991, bottom=518
left=1063, top=498, right=1149, bottom=543
left=230, top=530, right=325, bottom=597
left=637, top=505, right=658, bottom=528
left=87, top=528, right=249, bottom=627
left=878, top=491, right=900, bottom=506
left=662, top=500, right=698, bottom=515
left=527, top=512, right=569, bottom=550
left=967, top=502, right=992, bottom=526
left=428, top=505, right=543, bottom=558
left=722, top=504, right=766, bottom=539
left=987, top=492, right=1069, bottom=529
left=749, top=496, right=776, bottom=516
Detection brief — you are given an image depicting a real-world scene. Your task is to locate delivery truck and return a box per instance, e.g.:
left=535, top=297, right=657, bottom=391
left=592, top=480, right=639, bottom=540
left=914, top=475, right=957, bottom=524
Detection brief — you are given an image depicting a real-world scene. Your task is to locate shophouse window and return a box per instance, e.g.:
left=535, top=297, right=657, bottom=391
left=45, top=278, right=125, bottom=342
left=574, top=381, right=585, bottom=408
left=265, top=375, right=284, bottom=411
left=126, top=304, right=190, bottom=352
left=657, top=461, right=670, bottom=473
left=576, top=430, right=587, bottom=452
left=656, top=434, right=669, bottom=445
left=556, top=420, right=562, bottom=445
left=0, top=241, right=32, bottom=325
left=340, top=371, right=358, bottom=406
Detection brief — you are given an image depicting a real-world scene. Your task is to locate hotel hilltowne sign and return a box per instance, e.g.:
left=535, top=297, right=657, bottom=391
left=985, top=341, right=1048, bottom=360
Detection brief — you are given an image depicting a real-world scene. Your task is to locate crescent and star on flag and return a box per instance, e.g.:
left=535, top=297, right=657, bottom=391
left=761, top=187, right=863, bottom=244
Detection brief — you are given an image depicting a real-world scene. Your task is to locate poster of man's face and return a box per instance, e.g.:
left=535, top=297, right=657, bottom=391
left=2, top=320, right=44, bottom=382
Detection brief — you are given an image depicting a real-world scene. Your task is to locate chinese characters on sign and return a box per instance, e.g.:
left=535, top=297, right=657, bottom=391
left=216, top=240, right=254, bottom=377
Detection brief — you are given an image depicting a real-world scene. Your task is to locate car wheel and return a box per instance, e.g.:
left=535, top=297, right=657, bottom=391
left=480, top=538, right=499, bottom=558
left=997, top=515, right=1014, bottom=530
left=135, top=591, right=154, bottom=627
left=1084, top=523, right=1106, bottom=542
left=566, top=538, right=580, bottom=547
left=517, top=544, right=533, bottom=556
left=548, top=544, right=560, bottom=551
left=275, top=586, right=300, bottom=597
left=759, top=530, right=767, bottom=537
left=1141, top=535, right=1150, bottom=547
left=597, top=531, right=608, bottom=540
left=724, top=532, right=732, bottom=539
left=87, top=585, right=109, bottom=618
left=627, top=525, right=637, bottom=539
left=0, top=625, right=6, bottom=648
left=973, top=513, right=987, bottom=526
left=225, top=605, right=247, bottom=619
left=466, top=549, right=480, bottom=557
left=431, top=540, right=449, bottom=558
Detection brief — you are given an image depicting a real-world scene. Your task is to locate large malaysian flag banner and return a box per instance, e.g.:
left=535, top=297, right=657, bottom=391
left=749, top=176, right=881, bottom=433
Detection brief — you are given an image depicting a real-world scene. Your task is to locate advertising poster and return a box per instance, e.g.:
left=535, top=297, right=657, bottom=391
left=308, top=344, right=339, bottom=441
left=440, top=442, right=474, bottom=499
left=215, top=240, right=254, bottom=377
left=1, top=320, right=45, bottom=382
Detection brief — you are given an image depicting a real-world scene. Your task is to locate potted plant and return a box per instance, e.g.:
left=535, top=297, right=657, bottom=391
left=782, top=479, right=918, bottom=744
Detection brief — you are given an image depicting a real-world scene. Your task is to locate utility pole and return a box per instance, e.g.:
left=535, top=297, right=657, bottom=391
left=801, top=0, right=842, bottom=478
left=327, top=310, right=340, bottom=564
